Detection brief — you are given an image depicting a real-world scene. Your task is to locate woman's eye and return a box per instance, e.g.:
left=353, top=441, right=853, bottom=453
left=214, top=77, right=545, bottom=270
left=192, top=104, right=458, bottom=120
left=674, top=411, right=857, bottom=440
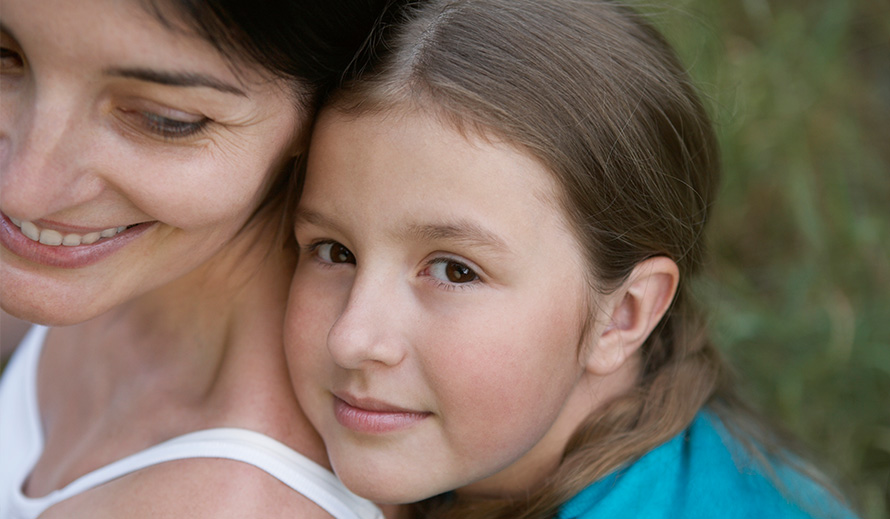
left=428, top=258, right=479, bottom=284
left=138, top=111, right=209, bottom=140
left=0, top=47, right=25, bottom=75
left=315, top=241, right=356, bottom=265
left=116, top=105, right=210, bottom=141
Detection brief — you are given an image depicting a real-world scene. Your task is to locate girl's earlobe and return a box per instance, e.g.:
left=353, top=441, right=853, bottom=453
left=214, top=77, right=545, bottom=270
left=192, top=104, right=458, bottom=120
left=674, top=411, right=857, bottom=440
left=585, top=256, right=679, bottom=376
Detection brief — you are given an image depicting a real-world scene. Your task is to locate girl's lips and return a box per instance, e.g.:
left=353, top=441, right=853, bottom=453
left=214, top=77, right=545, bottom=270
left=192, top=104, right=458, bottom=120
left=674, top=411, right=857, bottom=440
left=333, top=395, right=431, bottom=434
left=0, top=213, right=156, bottom=269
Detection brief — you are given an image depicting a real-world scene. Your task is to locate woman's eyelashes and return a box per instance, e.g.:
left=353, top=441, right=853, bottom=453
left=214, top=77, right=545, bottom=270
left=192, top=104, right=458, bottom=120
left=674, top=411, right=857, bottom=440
left=140, top=111, right=210, bottom=139
left=1, top=33, right=213, bottom=143
left=117, top=107, right=211, bottom=141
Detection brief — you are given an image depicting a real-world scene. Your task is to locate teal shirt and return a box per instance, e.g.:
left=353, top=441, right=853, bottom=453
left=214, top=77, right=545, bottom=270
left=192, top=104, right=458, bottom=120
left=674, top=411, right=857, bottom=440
left=558, top=412, right=856, bottom=519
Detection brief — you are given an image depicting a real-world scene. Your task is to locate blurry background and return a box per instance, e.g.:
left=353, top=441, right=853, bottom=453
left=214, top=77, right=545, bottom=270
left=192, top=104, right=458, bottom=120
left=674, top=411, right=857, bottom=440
left=2, top=0, right=888, bottom=516
left=650, top=0, right=889, bottom=516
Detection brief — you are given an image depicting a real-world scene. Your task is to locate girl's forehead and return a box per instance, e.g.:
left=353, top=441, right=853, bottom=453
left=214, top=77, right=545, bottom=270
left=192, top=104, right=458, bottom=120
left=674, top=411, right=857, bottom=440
left=320, top=103, right=570, bottom=202
left=312, top=105, right=554, bottom=193
left=304, top=106, right=586, bottom=259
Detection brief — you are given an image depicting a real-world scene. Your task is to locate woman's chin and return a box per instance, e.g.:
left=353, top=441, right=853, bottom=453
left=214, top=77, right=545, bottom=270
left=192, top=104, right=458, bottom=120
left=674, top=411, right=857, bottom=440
left=0, top=273, right=116, bottom=327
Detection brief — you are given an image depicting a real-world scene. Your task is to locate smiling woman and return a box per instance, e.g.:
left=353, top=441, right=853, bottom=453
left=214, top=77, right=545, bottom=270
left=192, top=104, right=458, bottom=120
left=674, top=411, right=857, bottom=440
left=0, top=0, right=301, bottom=322
left=0, top=0, right=399, bottom=517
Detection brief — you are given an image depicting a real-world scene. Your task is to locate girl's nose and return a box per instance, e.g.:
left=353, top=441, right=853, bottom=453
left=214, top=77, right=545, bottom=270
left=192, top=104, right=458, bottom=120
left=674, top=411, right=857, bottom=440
left=0, top=92, right=104, bottom=220
left=326, top=275, right=409, bottom=370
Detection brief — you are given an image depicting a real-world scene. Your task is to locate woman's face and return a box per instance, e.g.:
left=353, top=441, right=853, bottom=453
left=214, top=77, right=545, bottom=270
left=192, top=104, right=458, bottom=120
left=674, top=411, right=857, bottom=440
left=287, top=108, right=607, bottom=503
left=0, top=0, right=302, bottom=324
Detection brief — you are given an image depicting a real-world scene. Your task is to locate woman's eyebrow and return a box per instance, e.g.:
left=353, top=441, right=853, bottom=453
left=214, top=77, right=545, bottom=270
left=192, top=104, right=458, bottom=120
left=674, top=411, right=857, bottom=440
left=103, top=66, right=247, bottom=97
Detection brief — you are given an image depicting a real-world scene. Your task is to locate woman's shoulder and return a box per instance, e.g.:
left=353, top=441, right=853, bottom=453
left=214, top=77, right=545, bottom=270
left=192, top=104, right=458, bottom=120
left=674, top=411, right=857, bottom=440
left=559, top=411, right=858, bottom=519
left=36, top=457, right=341, bottom=519
left=34, top=428, right=382, bottom=519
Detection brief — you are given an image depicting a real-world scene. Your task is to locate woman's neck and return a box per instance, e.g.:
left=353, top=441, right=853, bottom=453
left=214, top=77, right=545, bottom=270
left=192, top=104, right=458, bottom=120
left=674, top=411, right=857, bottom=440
left=27, top=227, right=312, bottom=496
left=76, top=222, right=290, bottom=370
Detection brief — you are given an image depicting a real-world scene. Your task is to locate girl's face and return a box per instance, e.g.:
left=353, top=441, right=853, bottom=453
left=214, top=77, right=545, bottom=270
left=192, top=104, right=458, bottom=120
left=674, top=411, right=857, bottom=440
left=0, top=0, right=301, bottom=324
left=287, top=108, right=611, bottom=503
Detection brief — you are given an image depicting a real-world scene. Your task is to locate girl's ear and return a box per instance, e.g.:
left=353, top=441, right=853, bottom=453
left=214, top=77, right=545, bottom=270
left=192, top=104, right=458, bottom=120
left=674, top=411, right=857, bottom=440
left=585, top=256, right=679, bottom=376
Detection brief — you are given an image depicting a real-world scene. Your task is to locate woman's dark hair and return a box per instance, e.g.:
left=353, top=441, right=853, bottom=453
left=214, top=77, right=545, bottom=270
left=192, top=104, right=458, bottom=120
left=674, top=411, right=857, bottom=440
left=147, top=1, right=397, bottom=109
left=144, top=0, right=400, bottom=227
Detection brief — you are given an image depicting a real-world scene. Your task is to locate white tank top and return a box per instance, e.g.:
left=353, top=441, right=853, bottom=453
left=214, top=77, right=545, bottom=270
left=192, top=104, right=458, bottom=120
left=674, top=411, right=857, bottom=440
left=0, top=326, right=382, bottom=519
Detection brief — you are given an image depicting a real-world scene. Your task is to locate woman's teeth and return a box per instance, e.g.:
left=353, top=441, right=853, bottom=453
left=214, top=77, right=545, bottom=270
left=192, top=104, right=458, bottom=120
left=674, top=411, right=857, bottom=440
left=9, top=217, right=128, bottom=246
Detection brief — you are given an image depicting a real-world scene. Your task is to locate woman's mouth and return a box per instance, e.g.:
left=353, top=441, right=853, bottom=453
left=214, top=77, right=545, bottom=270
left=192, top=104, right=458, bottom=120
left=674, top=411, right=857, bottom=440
left=8, top=216, right=134, bottom=246
left=1, top=213, right=155, bottom=269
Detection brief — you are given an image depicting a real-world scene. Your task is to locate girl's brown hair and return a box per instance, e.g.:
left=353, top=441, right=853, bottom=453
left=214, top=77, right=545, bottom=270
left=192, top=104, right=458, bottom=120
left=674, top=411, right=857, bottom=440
left=318, top=0, right=811, bottom=517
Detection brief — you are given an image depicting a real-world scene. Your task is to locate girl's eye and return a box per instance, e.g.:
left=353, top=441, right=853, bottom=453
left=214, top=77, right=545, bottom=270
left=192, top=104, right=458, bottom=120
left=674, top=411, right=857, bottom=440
left=0, top=46, right=25, bottom=75
left=428, top=258, right=479, bottom=284
left=314, top=241, right=356, bottom=265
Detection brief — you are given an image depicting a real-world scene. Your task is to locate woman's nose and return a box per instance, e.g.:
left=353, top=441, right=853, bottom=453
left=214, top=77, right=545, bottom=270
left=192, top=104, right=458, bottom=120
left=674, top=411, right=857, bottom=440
left=326, top=274, right=409, bottom=370
left=0, top=92, right=104, bottom=220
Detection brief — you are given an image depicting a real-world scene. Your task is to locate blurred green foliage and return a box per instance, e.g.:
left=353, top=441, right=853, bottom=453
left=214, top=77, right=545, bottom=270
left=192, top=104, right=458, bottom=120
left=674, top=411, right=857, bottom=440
left=644, top=0, right=889, bottom=516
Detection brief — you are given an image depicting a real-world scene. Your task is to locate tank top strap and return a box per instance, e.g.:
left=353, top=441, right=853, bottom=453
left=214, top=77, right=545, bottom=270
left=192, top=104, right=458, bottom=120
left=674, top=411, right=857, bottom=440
left=51, top=427, right=382, bottom=519
left=3, top=328, right=378, bottom=518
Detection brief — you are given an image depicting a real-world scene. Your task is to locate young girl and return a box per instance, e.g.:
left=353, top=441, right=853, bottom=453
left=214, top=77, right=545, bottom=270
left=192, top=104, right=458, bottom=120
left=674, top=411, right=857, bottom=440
left=285, top=0, right=858, bottom=517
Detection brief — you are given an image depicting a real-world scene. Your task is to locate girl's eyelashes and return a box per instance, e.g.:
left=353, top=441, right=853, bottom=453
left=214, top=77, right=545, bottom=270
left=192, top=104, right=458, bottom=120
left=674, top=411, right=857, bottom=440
left=0, top=46, right=25, bottom=76
left=299, top=236, right=481, bottom=289
left=423, top=257, right=480, bottom=287
left=308, top=240, right=356, bottom=265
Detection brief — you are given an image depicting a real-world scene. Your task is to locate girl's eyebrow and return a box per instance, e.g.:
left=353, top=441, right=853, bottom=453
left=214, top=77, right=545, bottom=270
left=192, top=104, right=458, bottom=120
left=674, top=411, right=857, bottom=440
left=0, top=22, right=18, bottom=40
left=103, top=66, right=247, bottom=97
left=404, top=221, right=510, bottom=254
left=294, top=209, right=510, bottom=254
left=294, top=208, right=351, bottom=241
left=294, top=208, right=334, bottom=229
